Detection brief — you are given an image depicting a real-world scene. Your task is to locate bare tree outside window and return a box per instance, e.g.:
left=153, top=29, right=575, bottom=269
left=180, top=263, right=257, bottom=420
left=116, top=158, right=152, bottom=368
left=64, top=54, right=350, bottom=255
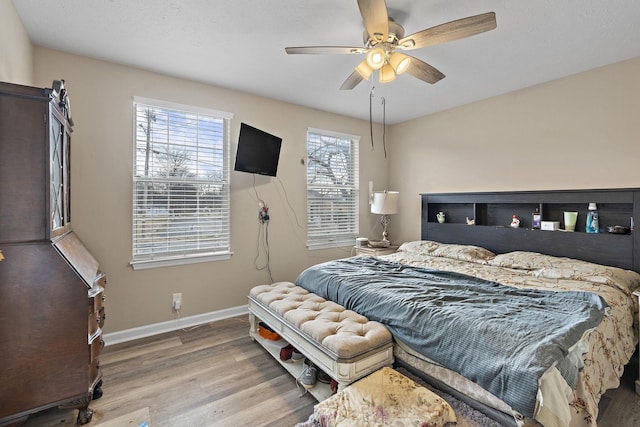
left=306, top=129, right=360, bottom=249
left=132, top=100, right=231, bottom=265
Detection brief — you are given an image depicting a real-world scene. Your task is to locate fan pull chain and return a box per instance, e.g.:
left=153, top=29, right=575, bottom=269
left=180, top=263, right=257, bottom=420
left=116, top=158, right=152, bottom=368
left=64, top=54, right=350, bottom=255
left=368, top=86, right=387, bottom=158
left=381, top=96, right=387, bottom=158
left=369, top=86, right=375, bottom=151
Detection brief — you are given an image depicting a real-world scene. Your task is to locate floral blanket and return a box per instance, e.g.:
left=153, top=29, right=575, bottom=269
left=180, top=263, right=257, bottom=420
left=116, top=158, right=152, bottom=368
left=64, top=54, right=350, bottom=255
left=380, top=241, right=639, bottom=427
left=314, top=367, right=456, bottom=427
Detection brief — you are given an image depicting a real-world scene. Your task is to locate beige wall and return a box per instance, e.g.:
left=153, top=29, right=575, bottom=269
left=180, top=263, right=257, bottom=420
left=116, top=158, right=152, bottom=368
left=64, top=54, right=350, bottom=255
left=32, top=47, right=387, bottom=333
left=0, top=0, right=33, bottom=85
left=388, top=57, right=640, bottom=243
left=6, top=5, right=640, bottom=333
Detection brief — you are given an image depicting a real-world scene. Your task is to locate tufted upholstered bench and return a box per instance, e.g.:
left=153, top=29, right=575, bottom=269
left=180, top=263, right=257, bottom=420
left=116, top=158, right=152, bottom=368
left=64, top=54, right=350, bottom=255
left=248, top=282, right=394, bottom=400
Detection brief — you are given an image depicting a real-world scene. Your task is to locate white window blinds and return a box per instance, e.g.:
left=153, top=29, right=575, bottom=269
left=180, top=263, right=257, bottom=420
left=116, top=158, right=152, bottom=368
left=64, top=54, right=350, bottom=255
left=306, top=128, right=360, bottom=249
left=132, top=97, right=232, bottom=268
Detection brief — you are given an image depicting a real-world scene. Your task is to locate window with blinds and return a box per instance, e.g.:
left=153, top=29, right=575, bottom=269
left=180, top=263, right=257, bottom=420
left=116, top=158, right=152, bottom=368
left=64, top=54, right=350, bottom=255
left=306, top=128, right=360, bottom=249
left=131, top=97, right=233, bottom=269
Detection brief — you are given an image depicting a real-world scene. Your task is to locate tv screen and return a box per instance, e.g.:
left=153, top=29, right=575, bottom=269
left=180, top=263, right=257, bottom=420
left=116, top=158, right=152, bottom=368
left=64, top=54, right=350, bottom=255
left=234, top=123, right=282, bottom=177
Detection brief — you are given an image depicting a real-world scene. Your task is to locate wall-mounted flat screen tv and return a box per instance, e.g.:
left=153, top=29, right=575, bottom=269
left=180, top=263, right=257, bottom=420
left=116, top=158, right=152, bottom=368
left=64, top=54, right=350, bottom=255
left=234, top=123, right=282, bottom=177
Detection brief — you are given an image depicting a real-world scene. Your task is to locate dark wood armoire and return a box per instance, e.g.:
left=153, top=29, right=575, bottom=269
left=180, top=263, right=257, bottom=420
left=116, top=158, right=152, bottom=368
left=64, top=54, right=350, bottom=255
left=0, top=80, right=106, bottom=426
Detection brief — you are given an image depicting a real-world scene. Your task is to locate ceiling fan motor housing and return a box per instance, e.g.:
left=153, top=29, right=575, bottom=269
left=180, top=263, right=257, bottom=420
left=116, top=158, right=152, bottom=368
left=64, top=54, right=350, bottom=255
left=363, top=19, right=405, bottom=47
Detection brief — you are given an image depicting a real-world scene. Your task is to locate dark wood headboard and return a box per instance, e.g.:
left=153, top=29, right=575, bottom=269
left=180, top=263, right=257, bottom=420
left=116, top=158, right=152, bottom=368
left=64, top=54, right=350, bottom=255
left=421, top=188, right=640, bottom=273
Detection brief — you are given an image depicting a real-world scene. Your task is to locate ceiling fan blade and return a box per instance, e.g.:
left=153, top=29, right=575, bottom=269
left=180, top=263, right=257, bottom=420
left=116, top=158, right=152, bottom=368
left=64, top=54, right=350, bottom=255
left=340, top=70, right=365, bottom=90
left=285, top=46, right=368, bottom=55
left=405, top=57, right=445, bottom=84
left=398, top=12, right=496, bottom=50
left=358, top=0, right=389, bottom=42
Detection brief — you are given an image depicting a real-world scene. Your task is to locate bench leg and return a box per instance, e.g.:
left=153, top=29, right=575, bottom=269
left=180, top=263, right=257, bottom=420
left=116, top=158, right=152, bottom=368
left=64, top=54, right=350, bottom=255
left=337, top=381, right=350, bottom=392
left=248, top=312, right=257, bottom=341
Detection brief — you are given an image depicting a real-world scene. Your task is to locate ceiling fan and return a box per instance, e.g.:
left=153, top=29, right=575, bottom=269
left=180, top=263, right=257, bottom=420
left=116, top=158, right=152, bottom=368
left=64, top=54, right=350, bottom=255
left=285, top=0, right=497, bottom=90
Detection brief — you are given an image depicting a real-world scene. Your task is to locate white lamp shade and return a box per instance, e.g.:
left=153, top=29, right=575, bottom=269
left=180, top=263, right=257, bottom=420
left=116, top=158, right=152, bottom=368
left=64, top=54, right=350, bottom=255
left=389, top=52, right=411, bottom=74
left=378, top=64, right=396, bottom=83
left=355, top=60, right=373, bottom=79
left=371, top=191, right=399, bottom=215
left=366, top=47, right=386, bottom=70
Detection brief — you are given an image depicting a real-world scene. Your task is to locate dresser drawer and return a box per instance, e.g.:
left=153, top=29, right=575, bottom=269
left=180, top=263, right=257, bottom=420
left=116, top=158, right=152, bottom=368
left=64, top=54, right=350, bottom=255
left=89, top=310, right=106, bottom=335
left=88, top=286, right=105, bottom=314
left=89, top=356, right=101, bottom=383
left=97, top=306, right=106, bottom=328
left=88, top=312, right=100, bottom=337
left=89, top=333, right=104, bottom=360
left=89, top=336, right=103, bottom=384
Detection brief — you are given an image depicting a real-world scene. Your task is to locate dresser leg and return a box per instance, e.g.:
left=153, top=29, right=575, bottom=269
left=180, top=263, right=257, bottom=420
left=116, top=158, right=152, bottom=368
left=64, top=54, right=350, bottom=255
left=58, top=393, right=93, bottom=425
left=76, top=407, right=94, bottom=426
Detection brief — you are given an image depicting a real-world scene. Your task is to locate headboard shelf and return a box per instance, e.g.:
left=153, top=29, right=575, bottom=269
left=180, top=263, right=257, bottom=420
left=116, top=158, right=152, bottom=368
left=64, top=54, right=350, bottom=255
left=421, top=188, right=640, bottom=272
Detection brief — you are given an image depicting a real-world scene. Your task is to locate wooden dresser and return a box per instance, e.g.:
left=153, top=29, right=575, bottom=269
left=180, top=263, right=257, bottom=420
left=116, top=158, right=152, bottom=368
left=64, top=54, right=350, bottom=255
left=0, top=80, right=106, bottom=426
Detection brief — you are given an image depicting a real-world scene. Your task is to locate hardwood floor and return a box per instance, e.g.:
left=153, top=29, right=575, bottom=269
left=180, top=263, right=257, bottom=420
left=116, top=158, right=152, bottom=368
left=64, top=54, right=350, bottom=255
left=23, top=316, right=315, bottom=427
left=22, top=315, right=640, bottom=426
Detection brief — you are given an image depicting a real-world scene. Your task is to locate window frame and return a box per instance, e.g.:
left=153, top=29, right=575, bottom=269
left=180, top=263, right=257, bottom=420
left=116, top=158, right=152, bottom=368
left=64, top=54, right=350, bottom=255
left=130, top=96, right=233, bottom=270
left=306, top=127, right=360, bottom=250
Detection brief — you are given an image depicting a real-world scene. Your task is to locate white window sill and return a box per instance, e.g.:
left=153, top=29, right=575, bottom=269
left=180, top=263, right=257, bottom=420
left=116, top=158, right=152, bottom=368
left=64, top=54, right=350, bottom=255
left=130, top=251, right=232, bottom=270
left=307, top=241, right=354, bottom=251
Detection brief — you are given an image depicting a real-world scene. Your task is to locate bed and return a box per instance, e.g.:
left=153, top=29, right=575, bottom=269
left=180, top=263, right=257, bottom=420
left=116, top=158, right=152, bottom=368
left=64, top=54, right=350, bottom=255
left=294, top=189, right=640, bottom=427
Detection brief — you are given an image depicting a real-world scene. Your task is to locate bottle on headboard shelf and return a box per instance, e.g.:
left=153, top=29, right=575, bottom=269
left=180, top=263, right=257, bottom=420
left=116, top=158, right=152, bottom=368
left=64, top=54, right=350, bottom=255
left=585, top=203, right=599, bottom=233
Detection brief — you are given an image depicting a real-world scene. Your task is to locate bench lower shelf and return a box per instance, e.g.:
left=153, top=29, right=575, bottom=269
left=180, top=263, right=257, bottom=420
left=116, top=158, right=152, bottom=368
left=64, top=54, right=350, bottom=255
left=248, top=299, right=394, bottom=402
left=249, top=329, right=334, bottom=401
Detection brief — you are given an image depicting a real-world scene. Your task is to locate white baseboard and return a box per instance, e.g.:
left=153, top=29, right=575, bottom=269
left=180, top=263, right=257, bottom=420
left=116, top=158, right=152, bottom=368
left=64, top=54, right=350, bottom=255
left=103, top=305, right=248, bottom=346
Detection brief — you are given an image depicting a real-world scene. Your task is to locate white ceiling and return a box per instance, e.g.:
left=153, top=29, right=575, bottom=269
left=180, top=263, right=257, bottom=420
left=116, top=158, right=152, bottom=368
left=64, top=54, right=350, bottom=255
left=12, top=0, right=640, bottom=124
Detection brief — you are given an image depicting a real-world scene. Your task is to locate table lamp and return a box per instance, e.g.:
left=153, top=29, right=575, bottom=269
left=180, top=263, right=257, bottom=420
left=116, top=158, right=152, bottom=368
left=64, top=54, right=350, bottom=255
left=370, top=191, right=399, bottom=244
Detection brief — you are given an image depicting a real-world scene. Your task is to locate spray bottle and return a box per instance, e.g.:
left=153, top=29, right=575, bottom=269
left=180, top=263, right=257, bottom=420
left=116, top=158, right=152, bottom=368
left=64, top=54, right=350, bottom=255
left=585, top=203, right=599, bottom=233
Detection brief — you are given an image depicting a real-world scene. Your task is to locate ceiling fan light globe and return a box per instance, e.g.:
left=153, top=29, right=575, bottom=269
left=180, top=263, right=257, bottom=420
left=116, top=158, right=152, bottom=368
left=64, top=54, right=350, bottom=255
left=389, top=53, right=411, bottom=75
left=379, top=64, right=396, bottom=83
left=366, top=47, right=386, bottom=70
left=355, top=61, right=373, bottom=79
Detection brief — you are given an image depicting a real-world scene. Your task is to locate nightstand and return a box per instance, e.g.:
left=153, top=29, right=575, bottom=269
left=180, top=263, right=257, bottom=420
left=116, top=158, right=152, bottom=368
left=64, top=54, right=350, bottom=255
left=354, top=245, right=399, bottom=257
left=634, top=290, right=640, bottom=395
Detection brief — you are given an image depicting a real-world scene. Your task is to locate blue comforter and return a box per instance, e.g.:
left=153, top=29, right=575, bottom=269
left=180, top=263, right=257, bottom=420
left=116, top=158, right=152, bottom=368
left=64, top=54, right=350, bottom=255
left=295, top=256, right=607, bottom=418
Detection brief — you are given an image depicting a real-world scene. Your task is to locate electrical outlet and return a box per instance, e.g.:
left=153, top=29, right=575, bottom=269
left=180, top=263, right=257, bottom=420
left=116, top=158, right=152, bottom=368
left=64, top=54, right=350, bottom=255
left=172, top=293, right=182, bottom=310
